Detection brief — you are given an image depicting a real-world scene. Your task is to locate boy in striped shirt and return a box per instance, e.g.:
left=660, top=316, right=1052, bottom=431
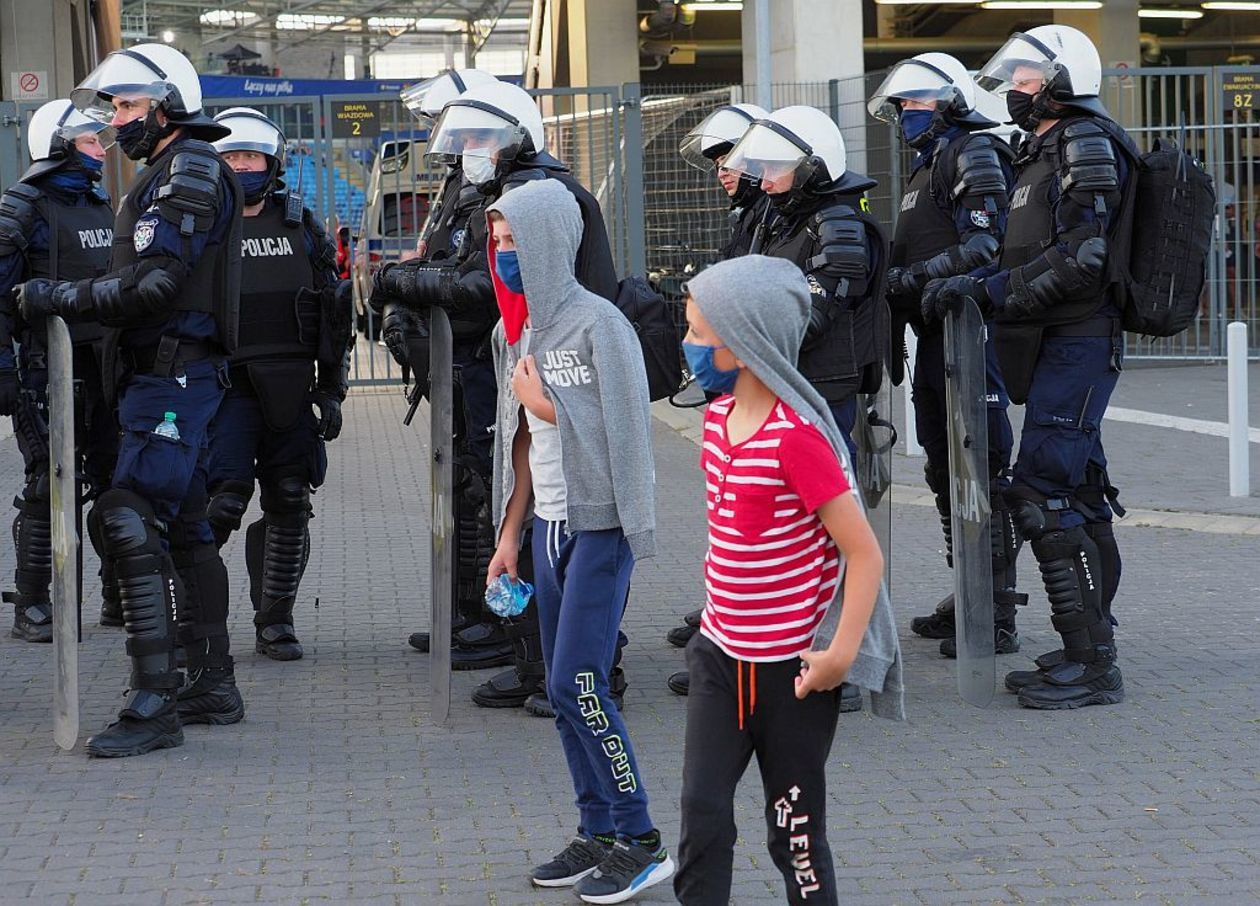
left=674, top=255, right=900, bottom=906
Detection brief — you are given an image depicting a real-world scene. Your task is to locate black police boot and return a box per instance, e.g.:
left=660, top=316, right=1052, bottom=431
left=450, top=621, right=514, bottom=669
left=526, top=667, right=627, bottom=718
left=910, top=594, right=955, bottom=639
left=407, top=613, right=474, bottom=653
left=256, top=622, right=303, bottom=661
left=1016, top=644, right=1124, bottom=709
left=938, top=590, right=1021, bottom=658
left=667, top=670, right=689, bottom=696
left=85, top=688, right=184, bottom=758
left=177, top=658, right=245, bottom=725
left=666, top=609, right=702, bottom=648
left=472, top=610, right=546, bottom=708
left=7, top=595, right=52, bottom=643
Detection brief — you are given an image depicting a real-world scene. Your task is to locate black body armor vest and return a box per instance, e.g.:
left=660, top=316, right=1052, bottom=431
left=29, top=191, right=113, bottom=345
left=890, top=157, right=959, bottom=336
left=111, top=139, right=242, bottom=352
left=231, top=199, right=320, bottom=431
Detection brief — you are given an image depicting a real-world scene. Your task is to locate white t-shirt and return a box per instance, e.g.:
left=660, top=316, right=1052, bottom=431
left=518, top=329, right=567, bottom=521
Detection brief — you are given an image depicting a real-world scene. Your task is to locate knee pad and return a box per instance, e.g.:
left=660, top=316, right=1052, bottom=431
left=207, top=479, right=253, bottom=541
left=259, top=474, right=310, bottom=517
left=989, top=484, right=1022, bottom=573
left=18, top=470, right=51, bottom=506
left=92, top=489, right=164, bottom=562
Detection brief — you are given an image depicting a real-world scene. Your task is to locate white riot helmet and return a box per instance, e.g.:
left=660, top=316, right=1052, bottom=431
left=22, top=99, right=116, bottom=182
left=678, top=103, right=768, bottom=170
left=400, top=68, right=499, bottom=124
left=977, top=24, right=1106, bottom=128
left=70, top=43, right=226, bottom=160
left=723, top=105, right=874, bottom=213
left=425, top=81, right=545, bottom=188
left=213, top=107, right=287, bottom=203
left=868, top=53, right=997, bottom=147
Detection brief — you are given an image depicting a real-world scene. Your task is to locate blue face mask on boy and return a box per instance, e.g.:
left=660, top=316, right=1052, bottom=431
left=496, top=249, right=524, bottom=293
left=683, top=341, right=740, bottom=394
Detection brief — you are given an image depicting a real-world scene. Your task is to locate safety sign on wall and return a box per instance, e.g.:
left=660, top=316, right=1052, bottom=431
left=9, top=70, right=49, bottom=101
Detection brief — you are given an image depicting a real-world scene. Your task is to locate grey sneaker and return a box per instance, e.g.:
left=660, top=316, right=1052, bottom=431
left=574, top=838, right=675, bottom=904
left=530, top=835, right=609, bottom=888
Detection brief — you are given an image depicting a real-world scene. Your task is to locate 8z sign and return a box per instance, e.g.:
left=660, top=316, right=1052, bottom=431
left=1223, top=73, right=1258, bottom=112
left=331, top=101, right=381, bottom=138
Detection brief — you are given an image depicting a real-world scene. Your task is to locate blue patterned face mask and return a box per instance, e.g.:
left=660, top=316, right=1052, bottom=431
left=236, top=170, right=271, bottom=203
left=495, top=249, right=523, bottom=293
left=899, top=109, right=935, bottom=146
left=683, top=341, right=739, bottom=394
left=76, top=151, right=105, bottom=174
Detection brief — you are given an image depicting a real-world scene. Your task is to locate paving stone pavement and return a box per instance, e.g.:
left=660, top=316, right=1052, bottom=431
left=0, top=378, right=1258, bottom=905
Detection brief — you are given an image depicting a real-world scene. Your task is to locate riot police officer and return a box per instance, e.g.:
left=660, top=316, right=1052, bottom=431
left=718, top=105, right=889, bottom=714
left=923, top=25, right=1129, bottom=709
left=19, top=43, right=245, bottom=755
left=383, top=68, right=503, bottom=660
left=665, top=103, right=769, bottom=695
left=370, top=80, right=619, bottom=716
left=678, top=103, right=772, bottom=262
left=867, top=53, right=1025, bottom=657
left=0, top=100, right=119, bottom=641
left=206, top=108, right=351, bottom=662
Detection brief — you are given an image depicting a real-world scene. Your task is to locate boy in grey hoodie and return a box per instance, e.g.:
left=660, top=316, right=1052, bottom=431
left=484, top=178, right=673, bottom=903
left=675, top=254, right=904, bottom=906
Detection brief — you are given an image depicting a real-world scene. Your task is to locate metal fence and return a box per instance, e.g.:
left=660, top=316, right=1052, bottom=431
left=3, top=66, right=1258, bottom=374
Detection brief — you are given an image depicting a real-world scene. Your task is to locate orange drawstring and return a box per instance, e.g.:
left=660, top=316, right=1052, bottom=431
left=749, top=663, right=757, bottom=717
left=735, top=660, right=758, bottom=731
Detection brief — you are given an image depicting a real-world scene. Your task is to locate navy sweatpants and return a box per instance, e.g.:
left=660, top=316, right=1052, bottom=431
left=532, top=517, right=653, bottom=838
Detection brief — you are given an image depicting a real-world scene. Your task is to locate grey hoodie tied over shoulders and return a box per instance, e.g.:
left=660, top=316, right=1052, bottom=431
left=685, top=255, right=905, bottom=721
left=487, top=178, right=657, bottom=560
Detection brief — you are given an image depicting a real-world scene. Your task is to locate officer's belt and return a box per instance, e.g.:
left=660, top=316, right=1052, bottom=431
left=1043, top=316, right=1117, bottom=339
left=125, top=336, right=220, bottom=378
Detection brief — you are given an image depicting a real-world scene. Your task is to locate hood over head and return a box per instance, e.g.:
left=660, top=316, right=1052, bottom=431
left=486, top=177, right=583, bottom=344
left=684, top=254, right=906, bottom=720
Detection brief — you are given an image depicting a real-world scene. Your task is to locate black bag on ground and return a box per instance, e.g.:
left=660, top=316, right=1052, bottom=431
left=1106, top=132, right=1215, bottom=338
left=614, top=275, right=682, bottom=401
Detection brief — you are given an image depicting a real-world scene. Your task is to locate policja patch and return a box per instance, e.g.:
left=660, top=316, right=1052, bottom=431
left=133, top=215, right=157, bottom=253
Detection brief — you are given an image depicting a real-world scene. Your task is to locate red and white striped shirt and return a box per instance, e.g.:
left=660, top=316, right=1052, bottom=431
left=699, top=397, right=851, bottom=663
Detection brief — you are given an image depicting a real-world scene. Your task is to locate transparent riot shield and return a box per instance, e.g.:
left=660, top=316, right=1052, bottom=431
left=47, top=315, right=79, bottom=749
left=854, top=375, right=896, bottom=589
left=943, top=298, right=995, bottom=708
left=428, top=306, right=454, bottom=725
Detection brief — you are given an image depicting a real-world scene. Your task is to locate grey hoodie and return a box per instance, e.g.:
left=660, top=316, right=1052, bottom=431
left=685, top=255, right=905, bottom=721
left=487, top=178, right=656, bottom=559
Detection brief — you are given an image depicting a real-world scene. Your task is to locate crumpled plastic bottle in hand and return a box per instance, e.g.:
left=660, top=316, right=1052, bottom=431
left=485, top=573, right=534, bottom=617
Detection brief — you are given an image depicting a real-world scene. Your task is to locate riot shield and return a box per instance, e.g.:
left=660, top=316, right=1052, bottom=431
left=943, top=297, right=995, bottom=708
left=428, top=306, right=454, bottom=725
left=854, top=377, right=896, bottom=589
left=47, top=315, right=79, bottom=750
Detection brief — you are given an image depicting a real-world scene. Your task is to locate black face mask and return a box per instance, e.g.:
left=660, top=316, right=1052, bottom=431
left=1006, top=90, right=1039, bottom=131
left=115, top=117, right=155, bottom=161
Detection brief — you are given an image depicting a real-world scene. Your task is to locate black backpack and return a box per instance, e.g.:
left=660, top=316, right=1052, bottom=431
left=1104, top=127, right=1215, bottom=338
left=614, top=275, right=682, bottom=402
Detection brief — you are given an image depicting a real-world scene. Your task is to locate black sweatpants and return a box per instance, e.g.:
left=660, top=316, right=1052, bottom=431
left=675, top=634, right=843, bottom=905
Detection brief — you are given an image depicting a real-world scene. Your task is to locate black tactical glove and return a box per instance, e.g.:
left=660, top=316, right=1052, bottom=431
left=381, top=302, right=416, bottom=368
left=885, top=266, right=923, bottom=300
left=16, top=279, right=75, bottom=323
left=0, top=367, right=17, bottom=417
left=312, top=392, right=343, bottom=442
left=921, top=275, right=988, bottom=325
left=1005, top=237, right=1108, bottom=319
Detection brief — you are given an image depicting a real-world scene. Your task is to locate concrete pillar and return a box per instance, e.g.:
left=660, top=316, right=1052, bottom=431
left=0, top=0, right=94, bottom=100
left=740, top=0, right=868, bottom=171
left=1056, top=0, right=1139, bottom=126
left=563, top=0, right=639, bottom=88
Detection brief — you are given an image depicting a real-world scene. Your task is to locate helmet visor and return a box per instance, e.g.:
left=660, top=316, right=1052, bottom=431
left=976, top=33, right=1057, bottom=98
left=721, top=121, right=809, bottom=181
left=424, top=101, right=523, bottom=163
left=70, top=51, right=173, bottom=123
left=679, top=107, right=758, bottom=171
left=63, top=121, right=117, bottom=152
left=867, top=60, right=960, bottom=123
left=400, top=73, right=451, bottom=124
